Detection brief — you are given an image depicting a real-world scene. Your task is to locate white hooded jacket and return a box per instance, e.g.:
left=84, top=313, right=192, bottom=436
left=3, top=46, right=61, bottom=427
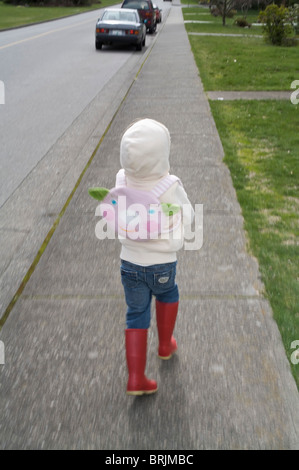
left=117, top=118, right=194, bottom=265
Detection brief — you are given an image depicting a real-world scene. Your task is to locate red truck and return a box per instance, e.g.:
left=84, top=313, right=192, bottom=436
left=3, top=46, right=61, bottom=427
left=122, top=0, right=157, bottom=34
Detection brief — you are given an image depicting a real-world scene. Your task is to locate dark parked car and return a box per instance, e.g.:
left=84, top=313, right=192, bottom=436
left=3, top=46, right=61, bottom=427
left=121, top=0, right=157, bottom=34
left=95, top=8, right=146, bottom=51
left=153, top=4, right=162, bottom=23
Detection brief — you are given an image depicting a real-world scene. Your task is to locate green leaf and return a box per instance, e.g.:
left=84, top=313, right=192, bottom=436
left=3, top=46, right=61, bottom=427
left=88, top=187, right=109, bottom=201
left=161, top=203, right=181, bottom=216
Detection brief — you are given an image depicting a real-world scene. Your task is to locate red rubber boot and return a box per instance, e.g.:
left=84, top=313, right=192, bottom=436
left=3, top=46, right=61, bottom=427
left=125, top=329, right=158, bottom=396
left=156, top=300, right=179, bottom=360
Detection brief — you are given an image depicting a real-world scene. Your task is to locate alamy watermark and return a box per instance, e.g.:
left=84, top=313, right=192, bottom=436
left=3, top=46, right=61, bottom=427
left=290, top=80, right=299, bottom=105
left=93, top=201, right=203, bottom=251
left=290, top=340, right=299, bottom=365
left=0, top=340, right=4, bottom=365
left=0, top=80, right=5, bottom=105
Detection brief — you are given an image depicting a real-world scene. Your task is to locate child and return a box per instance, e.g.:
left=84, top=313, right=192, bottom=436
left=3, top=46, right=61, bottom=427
left=90, top=118, right=194, bottom=396
left=117, top=118, right=194, bottom=396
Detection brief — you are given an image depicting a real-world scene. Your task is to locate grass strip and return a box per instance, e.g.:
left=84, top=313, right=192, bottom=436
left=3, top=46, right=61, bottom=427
left=209, top=99, right=299, bottom=388
left=0, top=0, right=119, bottom=30
left=183, top=6, right=261, bottom=35
left=187, top=34, right=299, bottom=91
left=184, top=9, right=299, bottom=388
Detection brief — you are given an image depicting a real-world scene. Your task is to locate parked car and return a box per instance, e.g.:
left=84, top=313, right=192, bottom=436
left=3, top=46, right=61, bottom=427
left=121, top=0, right=157, bottom=34
left=153, top=4, right=162, bottom=23
left=95, top=8, right=146, bottom=51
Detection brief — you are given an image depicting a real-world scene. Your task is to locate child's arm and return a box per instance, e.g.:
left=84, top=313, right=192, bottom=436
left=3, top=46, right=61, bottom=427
left=161, top=182, right=194, bottom=227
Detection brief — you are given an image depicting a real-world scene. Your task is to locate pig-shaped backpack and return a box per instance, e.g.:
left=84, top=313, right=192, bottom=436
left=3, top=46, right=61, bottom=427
left=88, top=170, right=182, bottom=241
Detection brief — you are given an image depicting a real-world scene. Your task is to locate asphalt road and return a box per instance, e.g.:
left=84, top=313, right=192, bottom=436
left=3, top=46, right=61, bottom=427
left=0, top=1, right=169, bottom=208
left=0, top=1, right=170, bottom=318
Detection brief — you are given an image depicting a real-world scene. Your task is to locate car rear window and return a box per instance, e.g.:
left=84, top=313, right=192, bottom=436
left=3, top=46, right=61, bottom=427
left=123, top=1, right=149, bottom=10
left=102, top=10, right=137, bottom=21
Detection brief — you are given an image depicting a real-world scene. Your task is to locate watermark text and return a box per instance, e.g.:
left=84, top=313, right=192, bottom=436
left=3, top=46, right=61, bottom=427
left=94, top=201, right=203, bottom=251
left=290, top=340, right=299, bottom=365
left=290, top=80, right=299, bottom=105
left=0, top=340, right=5, bottom=365
left=0, top=80, right=4, bottom=105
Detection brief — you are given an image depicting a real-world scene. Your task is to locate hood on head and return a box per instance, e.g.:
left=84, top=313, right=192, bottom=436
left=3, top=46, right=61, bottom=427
left=120, top=118, right=170, bottom=181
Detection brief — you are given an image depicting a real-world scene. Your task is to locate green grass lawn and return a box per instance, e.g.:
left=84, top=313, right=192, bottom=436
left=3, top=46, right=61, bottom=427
left=188, top=35, right=299, bottom=91
left=210, top=100, right=299, bottom=388
left=0, top=0, right=119, bottom=30
left=183, top=6, right=299, bottom=91
left=183, top=8, right=299, bottom=388
left=183, top=6, right=261, bottom=35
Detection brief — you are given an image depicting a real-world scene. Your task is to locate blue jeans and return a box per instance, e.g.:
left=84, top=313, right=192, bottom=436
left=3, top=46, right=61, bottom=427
left=120, top=260, right=179, bottom=329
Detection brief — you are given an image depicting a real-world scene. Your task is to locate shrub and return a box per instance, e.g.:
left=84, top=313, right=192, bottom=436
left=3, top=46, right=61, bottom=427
left=226, top=8, right=237, bottom=18
left=210, top=4, right=221, bottom=16
left=288, top=3, right=299, bottom=35
left=234, top=16, right=252, bottom=27
left=258, top=4, right=295, bottom=46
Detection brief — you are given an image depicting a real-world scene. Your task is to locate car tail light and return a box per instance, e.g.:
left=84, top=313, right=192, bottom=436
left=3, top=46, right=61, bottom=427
left=96, top=27, right=109, bottom=33
left=126, top=29, right=139, bottom=35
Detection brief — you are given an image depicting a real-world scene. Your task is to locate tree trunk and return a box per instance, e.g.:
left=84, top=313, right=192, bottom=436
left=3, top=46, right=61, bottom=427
left=223, top=0, right=227, bottom=26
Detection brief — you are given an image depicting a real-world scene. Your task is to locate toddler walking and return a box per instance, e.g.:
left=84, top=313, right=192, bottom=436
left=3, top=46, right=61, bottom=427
left=90, top=118, right=194, bottom=396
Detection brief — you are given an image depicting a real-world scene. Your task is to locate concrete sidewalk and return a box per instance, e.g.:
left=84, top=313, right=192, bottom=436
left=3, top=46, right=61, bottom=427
left=207, top=91, right=292, bottom=101
left=1, top=5, right=299, bottom=450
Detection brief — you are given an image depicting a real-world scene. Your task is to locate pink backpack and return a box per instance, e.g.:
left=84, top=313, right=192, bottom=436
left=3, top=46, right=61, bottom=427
left=89, top=172, right=182, bottom=241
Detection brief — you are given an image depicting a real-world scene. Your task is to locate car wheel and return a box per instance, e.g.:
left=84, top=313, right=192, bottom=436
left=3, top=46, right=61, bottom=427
left=149, top=23, right=156, bottom=34
left=136, top=41, right=142, bottom=51
left=142, top=35, right=146, bottom=46
left=95, top=41, right=102, bottom=50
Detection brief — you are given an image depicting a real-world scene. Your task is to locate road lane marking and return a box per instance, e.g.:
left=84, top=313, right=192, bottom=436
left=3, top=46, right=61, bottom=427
left=0, top=17, right=97, bottom=51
